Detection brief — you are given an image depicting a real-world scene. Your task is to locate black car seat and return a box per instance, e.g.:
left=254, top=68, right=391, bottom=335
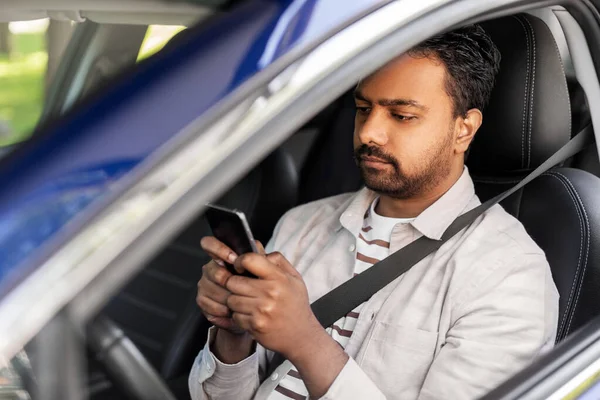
left=89, top=149, right=298, bottom=398
left=296, top=14, right=600, bottom=341
left=471, top=14, right=600, bottom=340
left=297, top=92, right=362, bottom=205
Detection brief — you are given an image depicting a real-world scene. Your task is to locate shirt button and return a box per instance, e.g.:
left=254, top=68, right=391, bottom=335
left=206, top=361, right=212, bottom=372
left=349, top=244, right=356, bottom=252
left=271, top=372, right=279, bottom=381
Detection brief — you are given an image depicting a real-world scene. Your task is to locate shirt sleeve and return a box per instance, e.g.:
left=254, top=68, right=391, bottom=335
left=319, top=358, right=387, bottom=400
left=189, top=327, right=261, bottom=400
left=417, top=253, right=559, bottom=400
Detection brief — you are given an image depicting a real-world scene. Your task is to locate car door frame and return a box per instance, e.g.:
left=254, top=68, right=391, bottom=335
left=38, top=21, right=148, bottom=125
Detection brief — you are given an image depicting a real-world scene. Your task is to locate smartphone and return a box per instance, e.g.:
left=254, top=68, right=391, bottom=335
left=205, top=204, right=259, bottom=277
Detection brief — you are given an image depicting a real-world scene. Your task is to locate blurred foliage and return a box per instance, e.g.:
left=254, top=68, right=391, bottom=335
left=137, top=24, right=185, bottom=61
left=0, top=32, right=47, bottom=146
left=0, top=23, right=186, bottom=148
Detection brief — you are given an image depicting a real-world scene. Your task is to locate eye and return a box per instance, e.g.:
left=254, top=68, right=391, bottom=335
left=356, top=106, right=371, bottom=115
left=392, top=114, right=416, bottom=121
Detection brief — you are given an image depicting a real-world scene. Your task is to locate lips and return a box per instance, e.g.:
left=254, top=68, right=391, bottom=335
left=361, top=156, right=390, bottom=164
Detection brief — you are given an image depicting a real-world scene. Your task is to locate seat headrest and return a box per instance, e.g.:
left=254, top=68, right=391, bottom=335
left=468, top=14, right=571, bottom=175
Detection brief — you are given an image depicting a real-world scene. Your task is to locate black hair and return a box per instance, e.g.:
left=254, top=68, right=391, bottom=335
left=409, top=24, right=501, bottom=117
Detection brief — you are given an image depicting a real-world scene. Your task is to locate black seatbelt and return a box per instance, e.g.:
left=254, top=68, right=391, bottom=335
left=312, top=124, right=595, bottom=328
left=268, top=125, right=595, bottom=374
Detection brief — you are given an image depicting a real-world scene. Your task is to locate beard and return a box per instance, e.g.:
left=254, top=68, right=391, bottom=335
left=353, top=132, right=454, bottom=199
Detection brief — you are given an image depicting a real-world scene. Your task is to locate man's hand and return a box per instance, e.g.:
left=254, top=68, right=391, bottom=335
left=197, top=236, right=255, bottom=364
left=197, top=237, right=240, bottom=331
left=225, top=252, right=349, bottom=398
left=225, top=252, right=320, bottom=358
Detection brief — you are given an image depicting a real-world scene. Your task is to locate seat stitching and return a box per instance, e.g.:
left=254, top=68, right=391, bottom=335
left=543, top=172, right=583, bottom=340
left=524, top=16, right=536, bottom=169
left=554, top=172, right=590, bottom=335
left=548, top=24, right=572, bottom=138
left=544, top=173, right=583, bottom=339
left=514, top=15, right=530, bottom=169
left=544, top=171, right=583, bottom=339
left=556, top=172, right=590, bottom=332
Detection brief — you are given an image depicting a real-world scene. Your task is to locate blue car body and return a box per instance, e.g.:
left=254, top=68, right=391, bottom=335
left=0, top=0, right=388, bottom=294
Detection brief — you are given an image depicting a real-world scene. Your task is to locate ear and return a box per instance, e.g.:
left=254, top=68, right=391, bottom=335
left=455, top=108, right=483, bottom=155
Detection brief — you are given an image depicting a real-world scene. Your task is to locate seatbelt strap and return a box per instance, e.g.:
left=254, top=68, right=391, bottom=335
left=268, top=125, right=594, bottom=374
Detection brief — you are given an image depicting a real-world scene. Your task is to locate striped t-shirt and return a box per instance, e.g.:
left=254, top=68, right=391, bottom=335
left=269, top=198, right=414, bottom=400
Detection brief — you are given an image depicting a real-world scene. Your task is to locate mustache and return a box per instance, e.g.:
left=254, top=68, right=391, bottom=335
left=354, top=145, right=398, bottom=165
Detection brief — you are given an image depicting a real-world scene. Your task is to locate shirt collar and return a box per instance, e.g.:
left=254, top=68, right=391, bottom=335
left=411, top=167, right=477, bottom=240
left=338, top=188, right=377, bottom=236
left=338, top=167, right=477, bottom=241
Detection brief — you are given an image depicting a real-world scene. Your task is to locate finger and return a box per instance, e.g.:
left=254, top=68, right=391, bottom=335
left=225, top=274, right=264, bottom=297
left=226, top=295, right=262, bottom=315
left=233, top=253, right=280, bottom=280
left=267, top=252, right=300, bottom=278
left=231, top=312, right=256, bottom=333
left=202, top=260, right=233, bottom=287
left=197, top=295, right=230, bottom=317
left=255, top=240, right=265, bottom=255
left=200, top=236, right=238, bottom=264
left=231, top=261, right=247, bottom=275
left=199, top=277, right=232, bottom=304
left=213, top=259, right=225, bottom=267
left=204, top=314, right=237, bottom=331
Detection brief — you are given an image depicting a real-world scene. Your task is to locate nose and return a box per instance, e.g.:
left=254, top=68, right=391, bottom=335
left=356, top=109, right=389, bottom=146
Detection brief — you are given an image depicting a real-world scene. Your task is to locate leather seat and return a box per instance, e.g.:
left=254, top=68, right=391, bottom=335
left=471, top=14, right=600, bottom=340
left=298, top=92, right=362, bottom=205
left=90, top=149, right=298, bottom=398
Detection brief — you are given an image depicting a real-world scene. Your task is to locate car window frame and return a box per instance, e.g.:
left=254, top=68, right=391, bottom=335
left=39, top=20, right=190, bottom=128
left=38, top=20, right=100, bottom=126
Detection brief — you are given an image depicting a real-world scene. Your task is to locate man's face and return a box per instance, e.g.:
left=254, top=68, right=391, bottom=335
left=353, top=54, right=459, bottom=199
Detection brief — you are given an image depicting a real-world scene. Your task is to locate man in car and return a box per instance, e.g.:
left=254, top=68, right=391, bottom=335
left=189, top=25, right=558, bottom=400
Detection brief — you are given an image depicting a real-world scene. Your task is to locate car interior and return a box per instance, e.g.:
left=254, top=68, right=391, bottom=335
left=5, top=3, right=600, bottom=400
left=76, top=6, right=600, bottom=400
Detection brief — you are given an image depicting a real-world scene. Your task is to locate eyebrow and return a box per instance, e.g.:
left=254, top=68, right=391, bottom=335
left=354, top=89, right=429, bottom=111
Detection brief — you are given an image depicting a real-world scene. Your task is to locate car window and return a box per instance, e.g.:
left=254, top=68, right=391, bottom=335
left=0, top=20, right=187, bottom=154
left=137, top=24, right=186, bottom=61
left=0, top=18, right=54, bottom=148
left=0, top=349, right=32, bottom=399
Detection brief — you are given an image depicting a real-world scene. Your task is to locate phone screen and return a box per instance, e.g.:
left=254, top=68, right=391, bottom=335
left=205, top=205, right=258, bottom=277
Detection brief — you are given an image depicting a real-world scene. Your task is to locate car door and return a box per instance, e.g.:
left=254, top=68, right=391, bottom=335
left=0, top=0, right=397, bottom=361
left=2, top=0, right=600, bottom=399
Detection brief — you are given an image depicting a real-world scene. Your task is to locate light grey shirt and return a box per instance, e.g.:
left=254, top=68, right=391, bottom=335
left=189, top=168, right=559, bottom=400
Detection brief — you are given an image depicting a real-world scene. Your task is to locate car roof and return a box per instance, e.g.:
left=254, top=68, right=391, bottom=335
left=0, top=0, right=223, bottom=24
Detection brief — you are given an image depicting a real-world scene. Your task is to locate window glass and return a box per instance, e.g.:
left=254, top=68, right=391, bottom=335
left=137, top=24, right=186, bottom=61
left=0, top=349, right=32, bottom=399
left=0, top=21, right=186, bottom=150
left=0, top=19, right=49, bottom=147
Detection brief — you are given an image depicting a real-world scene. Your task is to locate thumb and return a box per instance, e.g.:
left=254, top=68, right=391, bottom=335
left=266, top=251, right=299, bottom=278
left=205, top=314, right=236, bottom=331
left=255, top=240, right=266, bottom=255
